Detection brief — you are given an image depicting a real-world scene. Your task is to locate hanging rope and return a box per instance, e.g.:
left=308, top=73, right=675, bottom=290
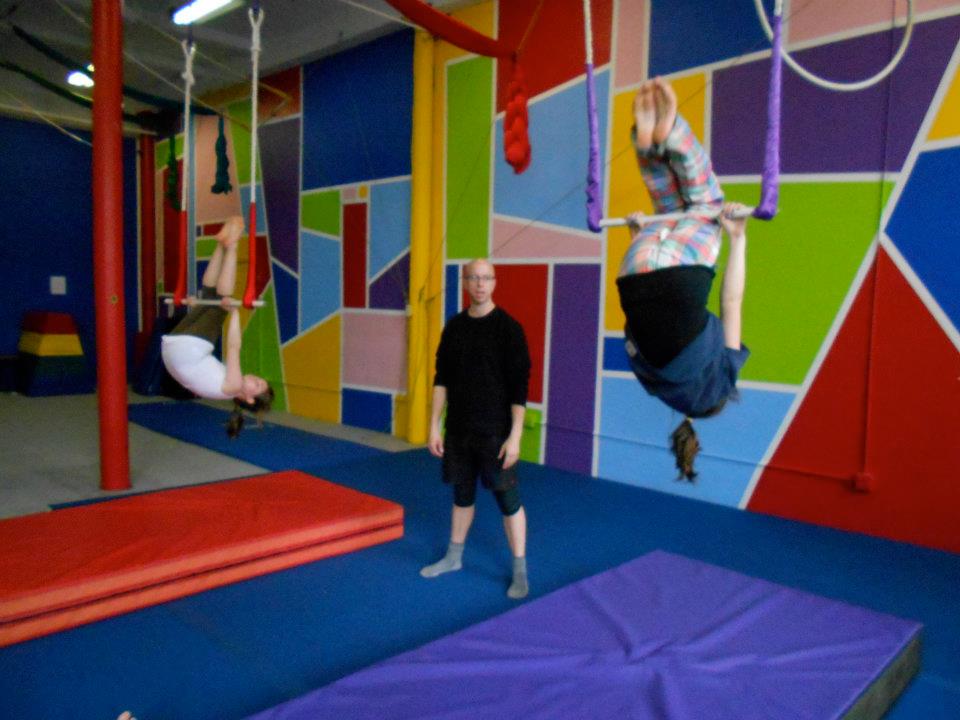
left=384, top=0, right=539, bottom=174
left=173, top=38, right=196, bottom=307
left=211, top=115, right=233, bottom=194
left=161, top=27, right=264, bottom=311
left=501, top=0, right=543, bottom=175
left=165, top=135, right=179, bottom=210
left=583, top=0, right=602, bottom=232
left=242, top=4, right=264, bottom=310
left=50, top=0, right=274, bottom=131
left=751, top=0, right=783, bottom=220
left=754, top=0, right=914, bottom=92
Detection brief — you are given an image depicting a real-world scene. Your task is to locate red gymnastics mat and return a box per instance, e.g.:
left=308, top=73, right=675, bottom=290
left=0, top=471, right=403, bottom=647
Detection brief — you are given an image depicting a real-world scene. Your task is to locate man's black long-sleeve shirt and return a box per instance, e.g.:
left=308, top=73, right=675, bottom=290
left=434, top=306, right=531, bottom=437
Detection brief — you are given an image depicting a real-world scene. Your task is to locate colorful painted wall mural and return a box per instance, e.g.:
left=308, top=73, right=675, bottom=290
left=156, top=0, right=960, bottom=554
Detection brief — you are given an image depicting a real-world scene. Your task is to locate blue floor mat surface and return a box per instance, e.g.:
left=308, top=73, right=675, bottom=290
left=2, top=413, right=959, bottom=720
left=128, top=401, right=387, bottom=472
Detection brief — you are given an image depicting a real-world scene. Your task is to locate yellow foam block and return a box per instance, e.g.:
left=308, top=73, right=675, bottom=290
left=17, top=332, right=83, bottom=357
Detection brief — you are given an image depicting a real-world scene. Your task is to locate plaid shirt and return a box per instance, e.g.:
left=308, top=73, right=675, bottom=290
left=618, top=115, right=724, bottom=276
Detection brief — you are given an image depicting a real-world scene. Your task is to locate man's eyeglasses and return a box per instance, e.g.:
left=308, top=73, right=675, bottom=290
left=464, top=274, right=495, bottom=283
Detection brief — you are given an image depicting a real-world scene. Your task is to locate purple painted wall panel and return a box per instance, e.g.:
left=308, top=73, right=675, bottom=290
left=260, top=118, right=301, bottom=272
left=712, top=15, right=960, bottom=174
left=369, top=252, right=409, bottom=311
left=546, top=265, right=600, bottom=475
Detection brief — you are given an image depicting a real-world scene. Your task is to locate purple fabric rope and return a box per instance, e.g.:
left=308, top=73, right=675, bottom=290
left=753, top=11, right=782, bottom=220
left=585, top=63, right=603, bottom=232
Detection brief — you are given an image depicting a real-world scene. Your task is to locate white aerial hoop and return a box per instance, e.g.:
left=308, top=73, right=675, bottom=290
left=754, top=0, right=915, bottom=92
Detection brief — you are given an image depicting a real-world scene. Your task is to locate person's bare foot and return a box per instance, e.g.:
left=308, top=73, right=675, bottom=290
left=632, top=81, right=656, bottom=150
left=217, top=216, right=244, bottom=249
left=652, top=77, right=677, bottom=144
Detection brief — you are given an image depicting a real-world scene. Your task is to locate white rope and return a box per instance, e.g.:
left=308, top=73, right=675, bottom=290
left=51, top=0, right=272, bottom=126
left=248, top=7, right=264, bottom=206
left=180, top=39, right=196, bottom=211
left=583, top=0, right=594, bottom=65
left=599, top=205, right=754, bottom=228
left=754, top=0, right=915, bottom=92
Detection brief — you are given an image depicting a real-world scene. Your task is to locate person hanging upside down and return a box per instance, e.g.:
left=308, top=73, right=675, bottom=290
left=617, top=78, right=749, bottom=481
left=160, top=216, right=273, bottom=437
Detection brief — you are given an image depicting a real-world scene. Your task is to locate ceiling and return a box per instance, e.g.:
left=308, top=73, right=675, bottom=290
left=0, top=0, right=468, bottom=133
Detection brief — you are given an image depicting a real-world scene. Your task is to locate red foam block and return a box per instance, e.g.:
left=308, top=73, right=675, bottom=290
left=21, top=312, right=78, bottom=335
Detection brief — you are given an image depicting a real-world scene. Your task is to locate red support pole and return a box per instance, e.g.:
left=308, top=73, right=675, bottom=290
left=136, top=133, right=156, bottom=366
left=92, top=0, right=130, bottom=490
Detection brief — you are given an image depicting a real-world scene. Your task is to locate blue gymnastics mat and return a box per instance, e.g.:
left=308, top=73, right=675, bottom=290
left=128, top=402, right=386, bottom=472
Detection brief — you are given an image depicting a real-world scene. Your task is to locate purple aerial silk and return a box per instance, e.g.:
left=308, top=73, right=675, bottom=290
left=753, top=10, right=782, bottom=220
left=585, top=63, right=603, bottom=232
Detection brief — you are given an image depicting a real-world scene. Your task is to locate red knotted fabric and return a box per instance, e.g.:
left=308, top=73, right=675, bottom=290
left=385, top=0, right=532, bottom=174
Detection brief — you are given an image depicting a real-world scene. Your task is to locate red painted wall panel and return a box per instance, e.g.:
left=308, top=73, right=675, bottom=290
left=252, top=234, right=271, bottom=299
left=749, top=250, right=960, bottom=553
left=464, top=264, right=547, bottom=404
left=343, top=203, right=368, bottom=308
left=496, top=0, right=612, bottom=112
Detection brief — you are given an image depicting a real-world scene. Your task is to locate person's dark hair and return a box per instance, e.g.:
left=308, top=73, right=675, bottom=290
left=226, top=385, right=275, bottom=439
left=670, top=418, right=700, bottom=482
left=670, top=398, right=729, bottom=482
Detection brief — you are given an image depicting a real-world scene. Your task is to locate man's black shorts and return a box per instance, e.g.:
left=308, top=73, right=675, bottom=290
left=442, top=432, right=518, bottom=493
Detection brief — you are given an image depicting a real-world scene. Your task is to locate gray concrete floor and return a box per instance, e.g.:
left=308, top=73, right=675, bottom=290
left=0, top=391, right=414, bottom=520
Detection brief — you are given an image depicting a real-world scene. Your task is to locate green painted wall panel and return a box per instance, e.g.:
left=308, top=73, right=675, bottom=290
left=196, top=238, right=218, bottom=260
left=713, top=181, right=892, bottom=385
left=155, top=139, right=168, bottom=171
left=155, top=136, right=184, bottom=170
left=446, top=57, right=492, bottom=260
left=241, top=283, right=287, bottom=412
left=301, top=190, right=342, bottom=236
left=520, top=407, right=543, bottom=463
left=229, top=100, right=261, bottom=185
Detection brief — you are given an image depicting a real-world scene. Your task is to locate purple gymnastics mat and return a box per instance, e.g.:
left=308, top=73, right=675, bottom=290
left=249, top=551, right=921, bottom=720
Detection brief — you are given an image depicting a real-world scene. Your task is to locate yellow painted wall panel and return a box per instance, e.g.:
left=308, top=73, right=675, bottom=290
left=929, top=66, right=960, bottom=140
left=282, top=315, right=341, bottom=423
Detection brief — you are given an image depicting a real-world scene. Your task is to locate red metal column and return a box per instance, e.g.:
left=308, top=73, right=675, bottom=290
left=92, top=0, right=130, bottom=490
left=136, top=133, right=156, bottom=365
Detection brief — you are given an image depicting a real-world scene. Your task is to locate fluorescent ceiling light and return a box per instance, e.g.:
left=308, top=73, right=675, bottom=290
left=172, top=0, right=244, bottom=26
left=67, top=64, right=94, bottom=87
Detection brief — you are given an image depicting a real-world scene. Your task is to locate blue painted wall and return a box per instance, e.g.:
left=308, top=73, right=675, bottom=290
left=302, top=30, right=414, bottom=190
left=0, top=115, right=139, bottom=371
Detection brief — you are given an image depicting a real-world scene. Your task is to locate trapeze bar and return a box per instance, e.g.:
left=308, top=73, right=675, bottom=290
left=599, top=205, right=755, bottom=228
left=163, top=296, right=265, bottom=308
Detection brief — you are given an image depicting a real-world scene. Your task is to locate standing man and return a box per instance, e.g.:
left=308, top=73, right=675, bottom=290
left=420, top=259, right=532, bottom=599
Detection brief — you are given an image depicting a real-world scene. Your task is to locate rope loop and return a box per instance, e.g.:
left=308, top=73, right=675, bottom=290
left=248, top=6, right=264, bottom=53
left=755, top=0, right=914, bottom=92
left=180, top=39, right=196, bottom=87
